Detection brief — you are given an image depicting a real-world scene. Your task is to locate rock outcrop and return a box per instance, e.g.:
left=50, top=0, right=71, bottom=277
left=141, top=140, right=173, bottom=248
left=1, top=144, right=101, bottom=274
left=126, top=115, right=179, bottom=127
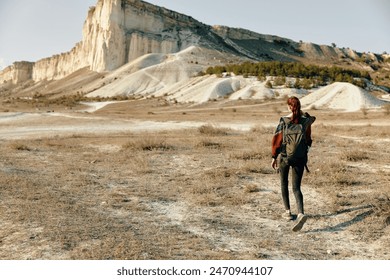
left=1, top=62, right=33, bottom=84
left=2, top=0, right=209, bottom=84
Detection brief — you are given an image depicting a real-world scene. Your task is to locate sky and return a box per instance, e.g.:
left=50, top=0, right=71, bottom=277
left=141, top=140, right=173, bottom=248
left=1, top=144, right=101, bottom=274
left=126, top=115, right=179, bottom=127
left=0, top=0, right=389, bottom=70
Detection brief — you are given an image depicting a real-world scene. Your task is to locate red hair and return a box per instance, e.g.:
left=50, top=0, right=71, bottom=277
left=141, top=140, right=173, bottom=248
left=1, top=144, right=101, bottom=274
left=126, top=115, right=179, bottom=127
left=287, top=96, right=302, bottom=123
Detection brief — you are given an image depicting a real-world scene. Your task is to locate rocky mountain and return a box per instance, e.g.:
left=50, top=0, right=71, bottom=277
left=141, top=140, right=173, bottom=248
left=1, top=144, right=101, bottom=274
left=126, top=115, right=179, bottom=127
left=0, top=0, right=389, bottom=101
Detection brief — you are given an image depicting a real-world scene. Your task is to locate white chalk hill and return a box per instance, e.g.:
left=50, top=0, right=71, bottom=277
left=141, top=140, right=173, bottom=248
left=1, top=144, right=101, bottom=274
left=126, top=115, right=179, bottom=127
left=301, top=82, right=386, bottom=112
left=87, top=46, right=232, bottom=100
left=86, top=47, right=387, bottom=111
left=86, top=46, right=301, bottom=103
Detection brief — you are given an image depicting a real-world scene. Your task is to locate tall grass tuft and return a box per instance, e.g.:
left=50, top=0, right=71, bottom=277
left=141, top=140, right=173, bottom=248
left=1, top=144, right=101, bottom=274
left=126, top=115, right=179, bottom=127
left=122, top=136, right=174, bottom=151
left=342, top=150, right=370, bottom=162
left=198, top=124, right=230, bottom=136
left=9, top=142, right=32, bottom=151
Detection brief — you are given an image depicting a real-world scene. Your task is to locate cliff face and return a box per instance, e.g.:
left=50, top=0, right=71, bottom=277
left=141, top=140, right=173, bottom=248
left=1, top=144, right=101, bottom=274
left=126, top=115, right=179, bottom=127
left=1, top=62, right=33, bottom=84
left=120, top=0, right=205, bottom=63
left=0, top=0, right=382, bottom=85
left=32, top=0, right=126, bottom=81
left=1, top=0, right=209, bottom=84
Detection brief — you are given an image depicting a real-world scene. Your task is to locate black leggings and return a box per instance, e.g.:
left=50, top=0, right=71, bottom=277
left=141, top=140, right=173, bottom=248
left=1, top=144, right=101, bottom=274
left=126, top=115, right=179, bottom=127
left=279, top=157, right=306, bottom=214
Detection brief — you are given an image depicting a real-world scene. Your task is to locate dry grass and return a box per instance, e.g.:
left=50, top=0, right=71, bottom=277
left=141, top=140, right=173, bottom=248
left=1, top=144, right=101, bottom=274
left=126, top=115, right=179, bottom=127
left=9, top=142, right=32, bottom=151
left=0, top=101, right=389, bottom=260
left=122, top=135, right=174, bottom=151
left=198, top=124, right=231, bottom=136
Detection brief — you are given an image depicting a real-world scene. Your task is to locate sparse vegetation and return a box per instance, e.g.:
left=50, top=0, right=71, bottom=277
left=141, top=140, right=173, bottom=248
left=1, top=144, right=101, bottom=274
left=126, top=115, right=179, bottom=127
left=198, top=124, right=230, bottom=136
left=122, top=135, right=174, bottom=151
left=343, top=150, right=370, bottom=162
left=9, top=142, right=32, bottom=151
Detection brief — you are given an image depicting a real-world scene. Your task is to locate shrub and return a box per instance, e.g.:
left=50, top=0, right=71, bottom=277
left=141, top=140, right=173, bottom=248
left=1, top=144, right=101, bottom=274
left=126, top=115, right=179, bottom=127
left=343, top=150, right=369, bottom=162
left=196, top=139, right=222, bottom=149
left=9, top=142, right=31, bottom=151
left=123, top=137, right=173, bottom=151
left=198, top=124, right=230, bottom=136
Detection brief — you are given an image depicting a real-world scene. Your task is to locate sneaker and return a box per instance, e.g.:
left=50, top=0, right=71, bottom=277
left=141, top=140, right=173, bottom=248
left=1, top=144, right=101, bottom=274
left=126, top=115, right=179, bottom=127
left=292, top=213, right=307, bottom=232
left=282, top=210, right=293, bottom=221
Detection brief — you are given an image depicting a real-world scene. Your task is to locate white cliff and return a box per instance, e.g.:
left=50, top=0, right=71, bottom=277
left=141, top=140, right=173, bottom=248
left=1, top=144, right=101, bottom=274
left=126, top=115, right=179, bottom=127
left=1, top=0, right=205, bottom=84
left=32, top=0, right=126, bottom=81
left=1, top=62, right=33, bottom=84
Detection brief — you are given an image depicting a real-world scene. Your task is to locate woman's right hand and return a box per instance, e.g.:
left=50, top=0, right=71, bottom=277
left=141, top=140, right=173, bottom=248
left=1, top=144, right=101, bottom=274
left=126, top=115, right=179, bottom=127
left=271, top=158, right=278, bottom=170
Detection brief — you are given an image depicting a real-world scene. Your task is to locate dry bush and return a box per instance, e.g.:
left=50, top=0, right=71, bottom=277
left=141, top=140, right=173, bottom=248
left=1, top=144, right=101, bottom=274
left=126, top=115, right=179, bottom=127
left=126, top=154, right=153, bottom=174
left=196, top=138, right=223, bottom=149
left=230, top=150, right=267, bottom=161
left=70, top=234, right=144, bottom=260
left=342, top=150, right=370, bottom=162
left=203, top=166, right=238, bottom=179
left=9, top=142, right=32, bottom=151
left=198, top=124, right=230, bottom=136
left=331, top=169, right=363, bottom=186
left=229, top=132, right=269, bottom=161
left=188, top=166, right=252, bottom=207
left=42, top=139, right=68, bottom=148
left=372, top=196, right=390, bottom=227
left=243, top=183, right=260, bottom=193
left=241, top=160, right=274, bottom=174
left=122, top=136, right=174, bottom=151
left=307, top=157, right=363, bottom=188
left=250, top=125, right=273, bottom=135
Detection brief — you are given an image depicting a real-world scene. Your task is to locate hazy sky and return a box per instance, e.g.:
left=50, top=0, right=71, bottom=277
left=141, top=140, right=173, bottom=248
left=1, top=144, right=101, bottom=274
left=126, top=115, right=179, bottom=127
left=0, top=0, right=389, bottom=70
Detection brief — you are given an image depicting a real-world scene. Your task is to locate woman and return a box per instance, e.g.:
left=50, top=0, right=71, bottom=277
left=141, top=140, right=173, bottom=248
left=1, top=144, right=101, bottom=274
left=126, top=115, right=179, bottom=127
left=271, top=96, right=316, bottom=232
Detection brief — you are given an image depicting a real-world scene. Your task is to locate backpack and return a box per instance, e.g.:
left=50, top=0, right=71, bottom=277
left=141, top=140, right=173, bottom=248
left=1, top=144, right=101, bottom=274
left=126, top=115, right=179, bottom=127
left=281, top=115, right=311, bottom=162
